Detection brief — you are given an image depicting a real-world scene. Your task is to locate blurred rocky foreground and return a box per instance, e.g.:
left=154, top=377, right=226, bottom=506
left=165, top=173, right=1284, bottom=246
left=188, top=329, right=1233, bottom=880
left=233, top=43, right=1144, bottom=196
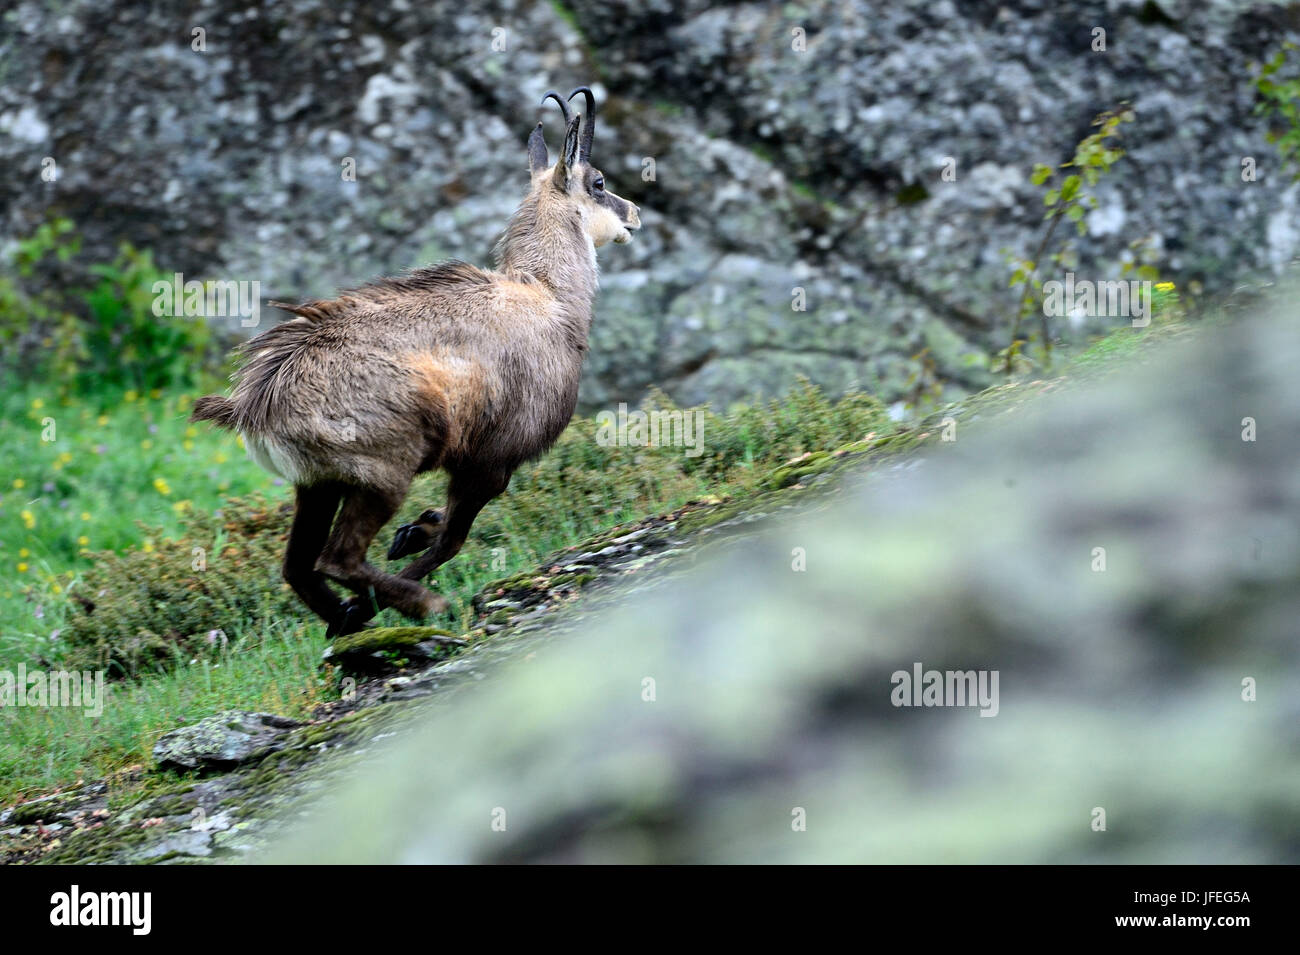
left=3, top=0, right=1299, bottom=408
left=259, top=283, right=1299, bottom=865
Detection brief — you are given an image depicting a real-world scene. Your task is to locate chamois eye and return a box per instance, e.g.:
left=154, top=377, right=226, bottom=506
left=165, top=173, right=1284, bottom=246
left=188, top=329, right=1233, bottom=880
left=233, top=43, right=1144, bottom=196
left=592, top=175, right=605, bottom=194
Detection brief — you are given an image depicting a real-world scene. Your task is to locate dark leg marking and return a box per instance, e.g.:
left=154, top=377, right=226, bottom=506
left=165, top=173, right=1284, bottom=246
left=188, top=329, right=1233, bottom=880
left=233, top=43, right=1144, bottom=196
left=315, top=486, right=447, bottom=637
left=283, top=483, right=346, bottom=626
left=387, top=509, right=447, bottom=560
left=397, top=468, right=511, bottom=584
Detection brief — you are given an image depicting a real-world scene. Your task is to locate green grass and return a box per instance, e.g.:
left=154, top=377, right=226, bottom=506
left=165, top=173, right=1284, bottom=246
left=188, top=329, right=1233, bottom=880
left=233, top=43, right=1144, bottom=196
left=0, top=618, right=330, bottom=799
left=0, top=382, right=278, bottom=650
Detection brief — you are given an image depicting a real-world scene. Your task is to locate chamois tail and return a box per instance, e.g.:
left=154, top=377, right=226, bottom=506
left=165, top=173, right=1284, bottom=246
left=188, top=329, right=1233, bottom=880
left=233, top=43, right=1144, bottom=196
left=190, top=395, right=238, bottom=429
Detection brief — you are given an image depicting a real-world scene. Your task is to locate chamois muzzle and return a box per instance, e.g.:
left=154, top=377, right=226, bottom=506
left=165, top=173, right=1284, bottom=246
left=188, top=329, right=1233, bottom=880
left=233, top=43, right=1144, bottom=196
left=615, top=204, right=641, bottom=243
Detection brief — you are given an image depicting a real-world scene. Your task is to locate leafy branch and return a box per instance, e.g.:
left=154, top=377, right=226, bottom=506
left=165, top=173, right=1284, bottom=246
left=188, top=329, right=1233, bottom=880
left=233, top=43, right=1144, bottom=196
left=1254, top=41, right=1300, bottom=181
left=1003, top=104, right=1136, bottom=374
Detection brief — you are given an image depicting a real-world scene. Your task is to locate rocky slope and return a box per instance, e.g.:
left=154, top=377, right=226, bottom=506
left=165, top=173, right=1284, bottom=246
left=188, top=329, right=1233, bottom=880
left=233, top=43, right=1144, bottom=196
left=3, top=0, right=1298, bottom=408
left=3, top=279, right=1297, bottom=862
left=0, top=447, right=900, bottom=862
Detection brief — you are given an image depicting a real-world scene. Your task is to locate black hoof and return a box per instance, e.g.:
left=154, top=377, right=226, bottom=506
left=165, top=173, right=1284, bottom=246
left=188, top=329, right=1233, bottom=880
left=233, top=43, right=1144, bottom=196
left=387, top=509, right=444, bottom=560
left=326, top=598, right=374, bottom=639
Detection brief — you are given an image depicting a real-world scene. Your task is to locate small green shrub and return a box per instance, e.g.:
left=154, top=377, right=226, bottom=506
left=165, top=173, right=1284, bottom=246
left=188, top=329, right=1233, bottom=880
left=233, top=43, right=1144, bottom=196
left=1003, top=104, right=1155, bottom=372
left=80, top=245, right=220, bottom=395
left=61, top=494, right=296, bottom=677
left=1254, top=41, right=1300, bottom=180
left=0, top=218, right=84, bottom=387
left=0, top=219, right=225, bottom=398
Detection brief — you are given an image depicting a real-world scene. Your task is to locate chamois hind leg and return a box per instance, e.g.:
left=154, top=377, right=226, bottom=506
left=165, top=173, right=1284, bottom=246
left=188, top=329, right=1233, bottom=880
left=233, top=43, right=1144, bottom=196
left=396, top=467, right=511, bottom=583
left=283, top=483, right=346, bottom=625
left=315, top=485, right=448, bottom=637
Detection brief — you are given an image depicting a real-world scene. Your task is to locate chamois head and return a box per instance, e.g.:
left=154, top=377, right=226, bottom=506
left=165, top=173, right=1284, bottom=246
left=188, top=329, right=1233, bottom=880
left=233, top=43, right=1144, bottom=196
left=527, top=87, right=641, bottom=247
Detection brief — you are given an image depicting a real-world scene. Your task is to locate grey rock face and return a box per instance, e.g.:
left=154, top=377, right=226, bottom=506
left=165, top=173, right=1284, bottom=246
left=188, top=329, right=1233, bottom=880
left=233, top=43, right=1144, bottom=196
left=152, top=710, right=302, bottom=771
left=3, top=0, right=1298, bottom=409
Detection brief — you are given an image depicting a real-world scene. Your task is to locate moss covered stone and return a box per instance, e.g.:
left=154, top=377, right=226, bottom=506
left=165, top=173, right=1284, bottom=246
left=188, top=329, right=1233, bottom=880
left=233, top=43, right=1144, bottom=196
left=321, top=626, right=466, bottom=675
left=152, top=710, right=302, bottom=772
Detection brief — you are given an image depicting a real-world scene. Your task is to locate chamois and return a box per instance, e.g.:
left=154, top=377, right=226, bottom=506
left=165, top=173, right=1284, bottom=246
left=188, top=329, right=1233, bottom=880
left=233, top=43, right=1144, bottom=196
left=191, top=88, right=641, bottom=637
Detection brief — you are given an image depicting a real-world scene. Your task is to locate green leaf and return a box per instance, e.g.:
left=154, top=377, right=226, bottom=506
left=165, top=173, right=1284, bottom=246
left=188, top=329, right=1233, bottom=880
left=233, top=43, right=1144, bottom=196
left=1044, top=190, right=1059, bottom=207
left=1060, top=175, right=1082, bottom=202
left=1031, top=164, right=1054, bottom=186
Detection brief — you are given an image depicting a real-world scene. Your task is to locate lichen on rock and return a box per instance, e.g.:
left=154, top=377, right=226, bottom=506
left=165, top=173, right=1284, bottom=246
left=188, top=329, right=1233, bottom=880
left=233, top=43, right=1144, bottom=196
left=152, top=711, right=303, bottom=773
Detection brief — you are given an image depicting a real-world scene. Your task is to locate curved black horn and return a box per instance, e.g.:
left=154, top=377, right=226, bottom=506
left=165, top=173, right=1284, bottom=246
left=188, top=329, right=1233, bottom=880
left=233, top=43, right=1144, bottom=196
left=541, top=89, right=572, bottom=125
left=567, top=86, right=595, bottom=161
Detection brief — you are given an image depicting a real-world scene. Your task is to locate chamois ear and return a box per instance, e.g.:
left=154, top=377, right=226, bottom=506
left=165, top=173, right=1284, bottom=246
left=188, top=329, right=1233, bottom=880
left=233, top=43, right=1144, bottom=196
left=554, top=114, right=583, bottom=183
left=527, top=122, right=548, bottom=177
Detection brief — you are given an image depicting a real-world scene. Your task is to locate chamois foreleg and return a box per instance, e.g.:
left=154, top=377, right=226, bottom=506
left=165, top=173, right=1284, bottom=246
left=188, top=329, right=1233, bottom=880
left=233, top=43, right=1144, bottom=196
left=284, top=483, right=346, bottom=624
left=316, top=485, right=449, bottom=637
left=395, top=467, right=511, bottom=583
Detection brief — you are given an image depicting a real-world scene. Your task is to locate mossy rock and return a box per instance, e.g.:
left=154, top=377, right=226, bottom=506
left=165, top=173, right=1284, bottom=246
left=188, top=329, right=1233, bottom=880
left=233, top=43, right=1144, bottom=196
left=322, top=626, right=466, bottom=675
left=762, top=451, right=835, bottom=490
left=153, top=710, right=303, bottom=772
left=8, top=790, right=84, bottom=825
